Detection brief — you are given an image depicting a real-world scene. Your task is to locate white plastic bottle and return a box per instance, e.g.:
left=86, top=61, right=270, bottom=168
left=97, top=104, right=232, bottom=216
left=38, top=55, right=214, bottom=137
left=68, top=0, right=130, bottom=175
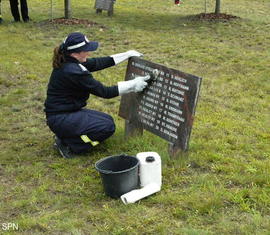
left=136, top=152, right=162, bottom=188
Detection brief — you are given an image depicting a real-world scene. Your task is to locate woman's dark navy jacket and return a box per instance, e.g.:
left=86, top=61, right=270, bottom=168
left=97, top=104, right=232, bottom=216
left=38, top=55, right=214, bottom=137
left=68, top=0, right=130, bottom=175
left=44, top=55, right=119, bottom=116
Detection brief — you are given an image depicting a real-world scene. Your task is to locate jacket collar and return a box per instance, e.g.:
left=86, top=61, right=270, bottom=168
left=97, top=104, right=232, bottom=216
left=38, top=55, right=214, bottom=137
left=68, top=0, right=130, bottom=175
left=65, top=55, right=79, bottom=63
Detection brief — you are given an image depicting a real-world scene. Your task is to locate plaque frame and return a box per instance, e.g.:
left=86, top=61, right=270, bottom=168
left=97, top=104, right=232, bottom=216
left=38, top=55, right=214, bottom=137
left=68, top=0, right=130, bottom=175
left=119, top=57, right=202, bottom=157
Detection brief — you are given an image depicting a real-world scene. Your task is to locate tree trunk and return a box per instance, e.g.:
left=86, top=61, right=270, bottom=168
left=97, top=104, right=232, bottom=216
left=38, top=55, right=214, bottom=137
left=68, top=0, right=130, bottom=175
left=64, top=0, right=71, bottom=19
left=215, top=0, right=221, bottom=14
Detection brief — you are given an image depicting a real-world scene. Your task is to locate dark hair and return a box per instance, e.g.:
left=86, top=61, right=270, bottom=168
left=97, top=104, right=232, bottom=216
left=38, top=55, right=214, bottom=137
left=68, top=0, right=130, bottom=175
left=52, top=46, right=66, bottom=69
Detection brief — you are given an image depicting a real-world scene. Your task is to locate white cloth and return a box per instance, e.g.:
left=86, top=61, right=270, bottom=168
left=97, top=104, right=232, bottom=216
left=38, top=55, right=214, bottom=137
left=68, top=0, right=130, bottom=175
left=118, top=75, right=150, bottom=95
left=111, top=50, right=143, bottom=64
left=120, top=183, right=161, bottom=204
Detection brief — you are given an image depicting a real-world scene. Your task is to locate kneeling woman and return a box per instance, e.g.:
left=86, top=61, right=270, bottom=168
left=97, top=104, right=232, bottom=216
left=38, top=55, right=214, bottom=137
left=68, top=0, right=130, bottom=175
left=44, top=32, right=149, bottom=158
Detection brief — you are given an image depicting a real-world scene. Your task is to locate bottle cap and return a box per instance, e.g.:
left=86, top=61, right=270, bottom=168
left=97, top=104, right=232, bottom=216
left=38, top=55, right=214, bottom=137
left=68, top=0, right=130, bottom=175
left=146, top=156, right=155, bottom=162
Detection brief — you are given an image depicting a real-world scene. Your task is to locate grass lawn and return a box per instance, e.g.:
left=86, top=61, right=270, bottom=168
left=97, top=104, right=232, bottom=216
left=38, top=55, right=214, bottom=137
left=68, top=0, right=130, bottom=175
left=0, top=0, right=269, bottom=234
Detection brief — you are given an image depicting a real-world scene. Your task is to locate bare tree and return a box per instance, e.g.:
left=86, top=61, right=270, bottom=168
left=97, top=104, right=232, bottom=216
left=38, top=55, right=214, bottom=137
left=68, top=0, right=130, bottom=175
left=215, top=0, right=221, bottom=14
left=65, top=0, right=71, bottom=19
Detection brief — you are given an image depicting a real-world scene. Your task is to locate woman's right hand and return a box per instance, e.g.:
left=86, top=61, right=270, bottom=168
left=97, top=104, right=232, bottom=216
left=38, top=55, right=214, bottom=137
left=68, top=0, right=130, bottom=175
left=117, top=74, right=150, bottom=95
left=132, top=75, right=150, bottom=92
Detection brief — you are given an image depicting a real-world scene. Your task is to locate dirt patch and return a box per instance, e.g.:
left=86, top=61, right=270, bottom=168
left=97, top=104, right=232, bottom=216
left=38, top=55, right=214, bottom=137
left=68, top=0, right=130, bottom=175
left=41, top=17, right=107, bottom=29
left=195, top=13, right=239, bottom=21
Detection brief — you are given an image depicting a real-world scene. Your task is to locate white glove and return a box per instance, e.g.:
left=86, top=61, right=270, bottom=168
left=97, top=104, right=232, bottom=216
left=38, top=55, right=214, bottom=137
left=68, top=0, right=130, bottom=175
left=118, top=75, right=150, bottom=95
left=111, top=50, right=143, bottom=65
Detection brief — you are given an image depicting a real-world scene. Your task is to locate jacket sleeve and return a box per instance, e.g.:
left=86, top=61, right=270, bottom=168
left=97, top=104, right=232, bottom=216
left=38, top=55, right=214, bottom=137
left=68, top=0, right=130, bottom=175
left=82, top=57, right=115, bottom=72
left=70, top=73, right=119, bottom=98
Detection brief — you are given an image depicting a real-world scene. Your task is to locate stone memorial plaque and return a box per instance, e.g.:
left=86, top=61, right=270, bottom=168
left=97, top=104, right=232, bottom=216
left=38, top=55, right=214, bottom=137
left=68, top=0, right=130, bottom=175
left=95, top=0, right=114, bottom=10
left=119, top=57, right=202, bottom=153
left=94, top=0, right=114, bottom=16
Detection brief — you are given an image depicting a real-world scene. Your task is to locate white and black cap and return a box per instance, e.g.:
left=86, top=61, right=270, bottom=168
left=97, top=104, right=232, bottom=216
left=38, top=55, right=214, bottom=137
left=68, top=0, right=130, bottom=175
left=61, top=32, right=99, bottom=53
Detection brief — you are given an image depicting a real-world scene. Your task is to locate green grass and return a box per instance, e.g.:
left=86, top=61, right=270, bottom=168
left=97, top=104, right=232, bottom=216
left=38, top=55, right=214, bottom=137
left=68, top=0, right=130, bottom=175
left=0, top=0, right=269, bottom=234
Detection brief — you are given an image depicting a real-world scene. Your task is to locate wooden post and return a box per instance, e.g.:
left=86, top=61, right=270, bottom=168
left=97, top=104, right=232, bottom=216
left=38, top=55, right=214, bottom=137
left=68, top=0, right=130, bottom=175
left=96, top=9, right=102, bottom=14
left=64, top=0, right=71, bottom=19
left=124, top=120, right=143, bottom=138
left=168, top=143, right=182, bottom=158
left=108, top=6, right=113, bottom=17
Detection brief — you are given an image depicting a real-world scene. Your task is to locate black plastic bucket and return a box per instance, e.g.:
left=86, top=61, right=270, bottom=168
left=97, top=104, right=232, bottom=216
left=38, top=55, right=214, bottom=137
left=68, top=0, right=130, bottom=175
left=95, top=154, right=139, bottom=198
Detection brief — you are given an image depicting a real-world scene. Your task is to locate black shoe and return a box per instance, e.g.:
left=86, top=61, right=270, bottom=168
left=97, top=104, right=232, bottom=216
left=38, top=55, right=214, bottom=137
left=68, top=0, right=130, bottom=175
left=12, top=19, right=21, bottom=23
left=23, top=18, right=30, bottom=22
left=54, top=136, right=76, bottom=159
left=0, top=18, right=3, bottom=24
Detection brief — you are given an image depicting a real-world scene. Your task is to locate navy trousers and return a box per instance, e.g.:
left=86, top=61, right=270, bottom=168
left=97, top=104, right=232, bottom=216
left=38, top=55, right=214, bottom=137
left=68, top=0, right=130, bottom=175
left=9, top=0, right=29, bottom=21
left=46, top=109, right=115, bottom=153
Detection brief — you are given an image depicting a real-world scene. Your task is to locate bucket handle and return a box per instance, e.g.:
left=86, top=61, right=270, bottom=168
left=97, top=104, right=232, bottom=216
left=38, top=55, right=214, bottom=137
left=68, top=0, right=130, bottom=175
left=99, top=170, right=113, bottom=174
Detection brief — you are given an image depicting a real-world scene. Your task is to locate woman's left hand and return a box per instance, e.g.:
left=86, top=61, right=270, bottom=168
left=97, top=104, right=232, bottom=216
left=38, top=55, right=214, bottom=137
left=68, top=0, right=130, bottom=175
left=126, top=50, right=143, bottom=58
